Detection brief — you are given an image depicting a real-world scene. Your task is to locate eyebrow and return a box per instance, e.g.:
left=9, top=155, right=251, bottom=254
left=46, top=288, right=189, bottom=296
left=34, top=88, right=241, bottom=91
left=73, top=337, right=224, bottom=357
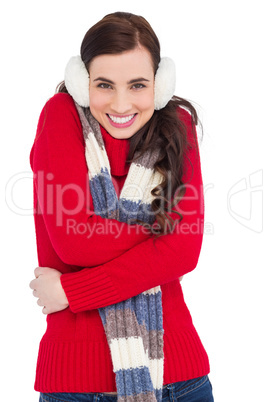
left=93, top=77, right=150, bottom=84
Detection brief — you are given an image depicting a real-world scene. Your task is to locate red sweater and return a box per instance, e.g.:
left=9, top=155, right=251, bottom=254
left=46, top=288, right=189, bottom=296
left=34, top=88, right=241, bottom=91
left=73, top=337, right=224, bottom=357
left=30, top=93, right=210, bottom=393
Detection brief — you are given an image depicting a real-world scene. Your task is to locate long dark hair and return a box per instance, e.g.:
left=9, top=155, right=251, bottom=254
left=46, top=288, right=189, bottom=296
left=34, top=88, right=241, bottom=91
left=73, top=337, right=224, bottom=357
left=57, top=12, right=200, bottom=237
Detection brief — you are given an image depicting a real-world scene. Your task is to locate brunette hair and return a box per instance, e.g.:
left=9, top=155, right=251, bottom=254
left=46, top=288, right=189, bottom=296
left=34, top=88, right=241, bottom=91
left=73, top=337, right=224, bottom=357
left=57, top=12, right=200, bottom=237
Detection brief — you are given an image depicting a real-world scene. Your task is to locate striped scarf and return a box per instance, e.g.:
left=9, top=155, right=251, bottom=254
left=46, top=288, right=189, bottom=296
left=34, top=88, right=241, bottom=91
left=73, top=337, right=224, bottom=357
left=75, top=103, right=164, bottom=402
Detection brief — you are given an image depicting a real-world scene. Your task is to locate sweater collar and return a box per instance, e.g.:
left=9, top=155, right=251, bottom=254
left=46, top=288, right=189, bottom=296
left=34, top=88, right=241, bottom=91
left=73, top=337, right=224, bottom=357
left=99, top=125, right=130, bottom=176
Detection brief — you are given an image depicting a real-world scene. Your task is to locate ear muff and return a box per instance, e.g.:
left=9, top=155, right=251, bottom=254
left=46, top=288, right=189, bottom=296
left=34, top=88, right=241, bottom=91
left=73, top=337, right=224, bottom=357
left=154, top=57, right=176, bottom=110
left=64, top=55, right=176, bottom=110
left=65, top=56, right=90, bottom=107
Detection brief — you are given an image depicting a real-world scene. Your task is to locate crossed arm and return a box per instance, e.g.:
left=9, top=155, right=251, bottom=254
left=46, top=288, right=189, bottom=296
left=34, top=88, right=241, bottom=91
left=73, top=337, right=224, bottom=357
left=29, top=94, right=204, bottom=315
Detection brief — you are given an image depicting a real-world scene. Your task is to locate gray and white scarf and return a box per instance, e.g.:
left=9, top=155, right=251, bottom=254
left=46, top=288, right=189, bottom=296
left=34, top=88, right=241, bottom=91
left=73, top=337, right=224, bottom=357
left=76, top=103, right=164, bottom=402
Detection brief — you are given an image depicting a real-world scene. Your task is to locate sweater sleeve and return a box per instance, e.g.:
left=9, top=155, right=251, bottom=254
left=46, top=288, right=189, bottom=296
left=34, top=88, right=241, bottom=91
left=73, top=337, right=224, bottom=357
left=31, top=93, right=151, bottom=267
left=60, top=108, right=205, bottom=313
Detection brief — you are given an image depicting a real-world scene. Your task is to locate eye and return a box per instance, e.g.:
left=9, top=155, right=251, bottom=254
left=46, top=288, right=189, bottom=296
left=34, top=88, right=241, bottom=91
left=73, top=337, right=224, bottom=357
left=131, top=83, right=146, bottom=90
left=97, top=83, right=112, bottom=89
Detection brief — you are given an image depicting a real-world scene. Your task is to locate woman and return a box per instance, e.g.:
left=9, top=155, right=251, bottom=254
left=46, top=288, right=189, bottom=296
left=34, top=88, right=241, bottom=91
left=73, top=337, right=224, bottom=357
left=29, top=11, right=214, bottom=402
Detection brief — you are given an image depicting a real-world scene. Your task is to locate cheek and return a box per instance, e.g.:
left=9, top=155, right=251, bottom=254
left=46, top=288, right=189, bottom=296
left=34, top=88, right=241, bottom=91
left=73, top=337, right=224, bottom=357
left=137, top=92, right=155, bottom=112
left=89, top=89, right=108, bottom=111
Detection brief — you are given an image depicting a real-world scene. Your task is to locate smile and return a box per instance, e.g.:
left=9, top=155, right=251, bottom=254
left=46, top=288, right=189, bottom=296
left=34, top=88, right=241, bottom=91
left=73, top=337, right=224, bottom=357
left=107, top=113, right=137, bottom=128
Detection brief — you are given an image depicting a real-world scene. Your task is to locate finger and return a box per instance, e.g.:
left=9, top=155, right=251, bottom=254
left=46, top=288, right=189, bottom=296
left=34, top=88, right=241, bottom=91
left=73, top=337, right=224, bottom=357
left=34, top=267, right=44, bottom=278
left=37, top=299, right=45, bottom=307
left=42, top=306, right=48, bottom=315
left=29, top=279, right=37, bottom=290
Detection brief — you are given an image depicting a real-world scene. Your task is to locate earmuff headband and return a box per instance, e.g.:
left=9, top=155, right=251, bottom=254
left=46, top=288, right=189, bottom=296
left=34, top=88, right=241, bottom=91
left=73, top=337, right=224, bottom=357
left=64, top=55, right=176, bottom=110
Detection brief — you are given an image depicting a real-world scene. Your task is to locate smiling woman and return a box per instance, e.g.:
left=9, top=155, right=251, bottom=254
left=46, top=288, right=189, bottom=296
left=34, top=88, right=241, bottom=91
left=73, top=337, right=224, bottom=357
left=29, top=11, right=214, bottom=402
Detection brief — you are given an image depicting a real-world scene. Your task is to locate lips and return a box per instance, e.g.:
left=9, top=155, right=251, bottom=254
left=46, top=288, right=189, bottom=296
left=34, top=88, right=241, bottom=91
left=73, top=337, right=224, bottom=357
left=107, top=113, right=137, bottom=128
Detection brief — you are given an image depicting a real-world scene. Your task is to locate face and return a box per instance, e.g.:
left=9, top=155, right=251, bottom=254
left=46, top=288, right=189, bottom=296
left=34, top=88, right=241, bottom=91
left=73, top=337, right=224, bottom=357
left=88, top=46, right=155, bottom=139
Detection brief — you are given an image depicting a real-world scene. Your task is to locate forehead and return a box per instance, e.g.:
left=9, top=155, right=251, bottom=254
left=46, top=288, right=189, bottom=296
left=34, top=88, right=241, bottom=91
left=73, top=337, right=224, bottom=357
left=89, top=47, right=154, bottom=80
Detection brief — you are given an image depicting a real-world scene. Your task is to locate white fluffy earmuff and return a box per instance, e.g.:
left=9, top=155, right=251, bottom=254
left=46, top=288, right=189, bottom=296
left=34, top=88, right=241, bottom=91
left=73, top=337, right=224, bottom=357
left=64, top=56, right=90, bottom=108
left=64, top=55, right=176, bottom=110
left=154, top=57, right=176, bottom=110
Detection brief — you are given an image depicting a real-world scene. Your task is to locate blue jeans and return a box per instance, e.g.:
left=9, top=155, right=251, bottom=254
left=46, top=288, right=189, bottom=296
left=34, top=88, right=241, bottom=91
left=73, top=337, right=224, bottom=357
left=39, top=375, right=214, bottom=401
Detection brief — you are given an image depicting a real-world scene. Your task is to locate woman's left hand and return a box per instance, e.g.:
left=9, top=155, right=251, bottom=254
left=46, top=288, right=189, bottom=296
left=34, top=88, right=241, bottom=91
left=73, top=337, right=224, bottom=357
left=29, top=267, right=69, bottom=315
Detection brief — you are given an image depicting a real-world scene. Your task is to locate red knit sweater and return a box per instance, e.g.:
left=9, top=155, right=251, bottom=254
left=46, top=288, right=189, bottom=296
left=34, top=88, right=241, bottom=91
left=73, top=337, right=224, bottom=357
left=30, top=93, right=210, bottom=393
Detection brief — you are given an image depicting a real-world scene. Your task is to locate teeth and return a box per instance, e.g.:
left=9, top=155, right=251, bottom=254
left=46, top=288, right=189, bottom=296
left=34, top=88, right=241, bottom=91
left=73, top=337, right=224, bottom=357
left=108, top=114, right=135, bottom=124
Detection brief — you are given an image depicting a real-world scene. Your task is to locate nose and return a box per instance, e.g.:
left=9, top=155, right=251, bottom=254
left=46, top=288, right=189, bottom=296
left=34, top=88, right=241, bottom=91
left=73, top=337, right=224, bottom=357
left=110, top=89, right=132, bottom=114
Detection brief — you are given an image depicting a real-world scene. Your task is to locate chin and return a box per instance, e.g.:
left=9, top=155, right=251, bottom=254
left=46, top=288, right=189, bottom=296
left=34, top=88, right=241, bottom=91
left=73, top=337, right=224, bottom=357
left=106, top=122, right=140, bottom=139
left=109, top=129, right=135, bottom=139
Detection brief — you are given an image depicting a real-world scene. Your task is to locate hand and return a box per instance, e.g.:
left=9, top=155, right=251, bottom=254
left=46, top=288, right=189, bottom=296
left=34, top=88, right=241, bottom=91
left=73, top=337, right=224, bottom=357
left=29, top=267, right=69, bottom=315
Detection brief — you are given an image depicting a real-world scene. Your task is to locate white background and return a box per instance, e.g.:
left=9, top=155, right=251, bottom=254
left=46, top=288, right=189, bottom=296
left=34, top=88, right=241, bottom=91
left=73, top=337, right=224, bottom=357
left=1, top=1, right=267, bottom=401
